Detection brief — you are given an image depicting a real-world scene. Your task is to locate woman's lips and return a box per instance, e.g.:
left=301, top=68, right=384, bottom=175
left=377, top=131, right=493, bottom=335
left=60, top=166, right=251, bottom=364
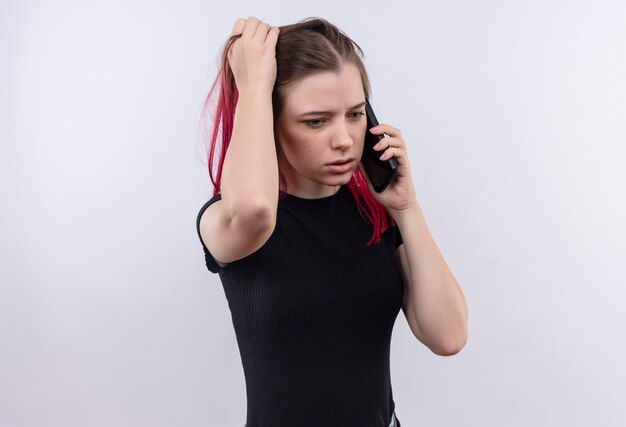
left=326, top=159, right=354, bottom=173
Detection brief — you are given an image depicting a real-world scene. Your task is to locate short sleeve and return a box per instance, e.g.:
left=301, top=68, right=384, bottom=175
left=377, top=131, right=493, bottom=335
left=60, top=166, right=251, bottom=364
left=196, top=193, right=224, bottom=273
left=394, top=222, right=403, bottom=249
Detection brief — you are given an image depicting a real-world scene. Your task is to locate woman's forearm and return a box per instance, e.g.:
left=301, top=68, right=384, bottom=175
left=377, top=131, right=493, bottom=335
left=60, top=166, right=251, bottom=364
left=220, top=87, right=279, bottom=225
left=391, top=203, right=468, bottom=354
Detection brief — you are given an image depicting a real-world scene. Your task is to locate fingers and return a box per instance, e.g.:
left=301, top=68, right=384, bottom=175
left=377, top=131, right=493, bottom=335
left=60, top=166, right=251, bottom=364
left=231, top=18, right=245, bottom=36
left=373, top=137, right=405, bottom=151
left=369, top=123, right=402, bottom=139
left=265, top=25, right=280, bottom=46
left=378, top=146, right=403, bottom=161
left=231, top=17, right=279, bottom=44
left=368, top=124, right=408, bottom=163
left=254, top=22, right=272, bottom=40
left=226, top=17, right=279, bottom=92
left=241, top=17, right=261, bottom=39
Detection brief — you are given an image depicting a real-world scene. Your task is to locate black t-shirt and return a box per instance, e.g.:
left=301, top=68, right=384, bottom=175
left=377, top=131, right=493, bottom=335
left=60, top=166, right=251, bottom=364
left=196, top=184, right=404, bottom=426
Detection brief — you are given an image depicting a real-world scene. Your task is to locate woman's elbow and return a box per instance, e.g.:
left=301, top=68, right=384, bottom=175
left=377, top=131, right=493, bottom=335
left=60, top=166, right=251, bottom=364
left=431, top=329, right=468, bottom=356
left=231, top=197, right=276, bottom=232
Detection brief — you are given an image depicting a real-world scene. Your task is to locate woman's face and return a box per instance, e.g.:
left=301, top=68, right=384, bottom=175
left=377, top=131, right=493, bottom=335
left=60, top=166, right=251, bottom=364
left=275, top=62, right=366, bottom=199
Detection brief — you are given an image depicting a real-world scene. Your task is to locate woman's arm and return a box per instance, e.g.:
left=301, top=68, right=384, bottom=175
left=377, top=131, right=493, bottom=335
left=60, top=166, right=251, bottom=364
left=357, top=122, right=468, bottom=355
left=198, top=18, right=280, bottom=266
left=199, top=88, right=278, bottom=266
left=392, top=204, right=468, bottom=356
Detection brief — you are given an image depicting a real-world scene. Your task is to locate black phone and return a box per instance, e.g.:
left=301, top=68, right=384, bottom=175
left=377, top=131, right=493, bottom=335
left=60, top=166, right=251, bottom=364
left=361, top=97, right=399, bottom=192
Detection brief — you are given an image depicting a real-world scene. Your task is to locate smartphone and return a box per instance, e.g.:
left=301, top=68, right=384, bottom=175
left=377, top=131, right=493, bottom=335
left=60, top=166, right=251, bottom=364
left=361, top=97, right=399, bottom=192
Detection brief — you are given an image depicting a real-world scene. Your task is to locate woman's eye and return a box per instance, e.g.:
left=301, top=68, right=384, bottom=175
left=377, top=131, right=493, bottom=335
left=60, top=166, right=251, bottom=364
left=351, top=112, right=365, bottom=120
left=306, top=119, right=323, bottom=127
left=306, top=112, right=364, bottom=128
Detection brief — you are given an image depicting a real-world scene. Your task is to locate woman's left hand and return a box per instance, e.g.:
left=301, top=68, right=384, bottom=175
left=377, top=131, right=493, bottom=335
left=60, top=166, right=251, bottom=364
left=357, top=123, right=420, bottom=215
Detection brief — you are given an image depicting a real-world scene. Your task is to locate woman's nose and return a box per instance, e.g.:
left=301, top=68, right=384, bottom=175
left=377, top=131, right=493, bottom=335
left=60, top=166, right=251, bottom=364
left=331, top=125, right=354, bottom=149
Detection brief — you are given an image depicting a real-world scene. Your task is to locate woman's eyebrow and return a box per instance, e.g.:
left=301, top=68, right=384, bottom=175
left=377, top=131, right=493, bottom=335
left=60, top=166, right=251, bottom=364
left=298, top=101, right=366, bottom=117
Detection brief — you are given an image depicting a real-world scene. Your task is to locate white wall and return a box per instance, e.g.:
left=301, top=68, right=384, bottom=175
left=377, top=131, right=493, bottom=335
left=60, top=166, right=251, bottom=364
left=2, top=0, right=625, bottom=425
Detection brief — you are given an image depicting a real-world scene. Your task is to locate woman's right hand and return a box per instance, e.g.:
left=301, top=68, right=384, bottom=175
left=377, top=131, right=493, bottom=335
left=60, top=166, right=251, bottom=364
left=227, top=17, right=280, bottom=94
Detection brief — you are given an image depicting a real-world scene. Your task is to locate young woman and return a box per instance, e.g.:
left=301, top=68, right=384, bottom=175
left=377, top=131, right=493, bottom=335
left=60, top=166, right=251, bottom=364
left=196, top=16, right=468, bottom=427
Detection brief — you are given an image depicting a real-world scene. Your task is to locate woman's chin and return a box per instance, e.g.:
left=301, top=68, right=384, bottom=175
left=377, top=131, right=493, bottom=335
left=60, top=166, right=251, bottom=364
left=325, top=173, right=353, bottom=186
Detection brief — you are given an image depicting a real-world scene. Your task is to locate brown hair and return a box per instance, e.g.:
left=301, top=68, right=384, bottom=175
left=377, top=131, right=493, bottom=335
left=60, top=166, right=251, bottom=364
left=199, top=17, right=394, bottom=245
left=270, top=17, right=371, bottom=122
left=221, top=17, right=371, bottom=119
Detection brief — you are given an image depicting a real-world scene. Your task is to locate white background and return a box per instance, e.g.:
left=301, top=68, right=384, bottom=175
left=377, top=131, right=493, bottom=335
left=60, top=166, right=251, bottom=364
left=2, top=0, right=625, bottom=426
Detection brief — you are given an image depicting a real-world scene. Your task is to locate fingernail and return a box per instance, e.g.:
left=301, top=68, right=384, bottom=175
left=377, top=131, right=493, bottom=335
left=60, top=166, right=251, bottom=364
left=370, top=126, right=379, bottom=132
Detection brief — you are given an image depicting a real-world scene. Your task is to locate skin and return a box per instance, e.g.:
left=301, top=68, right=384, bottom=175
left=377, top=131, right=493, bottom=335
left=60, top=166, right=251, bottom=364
left=274, top=62, right=469, bottom=355
left=275, top=63, right=366, bottom=199
left=217, top=16, right=469, bottom=355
